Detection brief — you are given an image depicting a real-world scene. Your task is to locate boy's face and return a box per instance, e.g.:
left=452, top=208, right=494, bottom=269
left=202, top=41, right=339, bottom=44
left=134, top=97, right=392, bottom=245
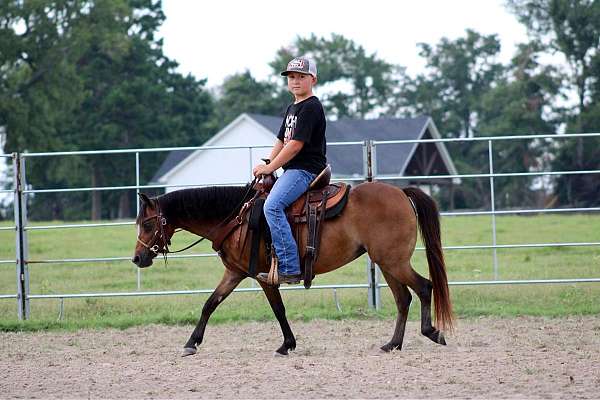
left=287, top=72, right=316, bottom=99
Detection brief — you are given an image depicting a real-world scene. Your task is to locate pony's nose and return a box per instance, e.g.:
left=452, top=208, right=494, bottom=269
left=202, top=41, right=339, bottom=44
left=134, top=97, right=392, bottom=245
left=132, top=254, right=140, bottom=266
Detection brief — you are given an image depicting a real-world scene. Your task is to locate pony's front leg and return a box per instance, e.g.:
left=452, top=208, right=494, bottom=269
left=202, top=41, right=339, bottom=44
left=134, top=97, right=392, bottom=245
left=257, top=281, right=296, bottom=355
left=182, top=268, right=245, bottom=357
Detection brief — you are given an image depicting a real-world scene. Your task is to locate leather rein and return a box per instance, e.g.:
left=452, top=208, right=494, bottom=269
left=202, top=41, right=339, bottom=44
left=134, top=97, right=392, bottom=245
left=136, top=178, right=258, bottom=258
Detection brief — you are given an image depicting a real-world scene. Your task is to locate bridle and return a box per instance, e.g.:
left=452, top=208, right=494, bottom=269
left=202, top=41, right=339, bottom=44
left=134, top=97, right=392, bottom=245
left=136, top=177, right=259, bottom=259
left=136, top=204, right=172, bottom=255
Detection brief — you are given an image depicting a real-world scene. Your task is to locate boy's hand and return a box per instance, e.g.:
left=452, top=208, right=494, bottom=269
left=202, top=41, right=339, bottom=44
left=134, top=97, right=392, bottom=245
left=253, top=164, right=273, bottom=177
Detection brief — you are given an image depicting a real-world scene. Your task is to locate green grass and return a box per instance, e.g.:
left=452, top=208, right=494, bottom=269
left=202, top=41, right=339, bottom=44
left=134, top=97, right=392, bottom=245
left=1, top=214, right=599, bottom=331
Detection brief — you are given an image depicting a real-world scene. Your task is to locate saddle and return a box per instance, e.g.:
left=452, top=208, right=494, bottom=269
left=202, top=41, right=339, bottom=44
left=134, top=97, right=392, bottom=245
left=212, top=165, right=350, bottom=289
left=277, top=166, right=349, bottom=288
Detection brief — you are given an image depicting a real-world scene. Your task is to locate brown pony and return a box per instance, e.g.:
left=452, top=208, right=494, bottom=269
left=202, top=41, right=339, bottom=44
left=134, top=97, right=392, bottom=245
left=132, top=182, right=453, bottom=356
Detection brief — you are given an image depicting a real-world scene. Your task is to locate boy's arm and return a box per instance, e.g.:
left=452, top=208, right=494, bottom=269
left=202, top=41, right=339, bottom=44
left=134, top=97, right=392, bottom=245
left=253, top=139, right=304, bottom=176
left=268, top=139, right=304, bottom=171
left=268, top=140, right=284, bottom=161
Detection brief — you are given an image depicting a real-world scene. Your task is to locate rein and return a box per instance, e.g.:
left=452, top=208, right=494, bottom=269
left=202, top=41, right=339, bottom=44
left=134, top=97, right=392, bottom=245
left=136, top=178, right=259, bottom=259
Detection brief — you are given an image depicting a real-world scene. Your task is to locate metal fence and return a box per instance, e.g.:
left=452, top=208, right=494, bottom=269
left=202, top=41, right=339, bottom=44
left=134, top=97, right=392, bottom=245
left=3, top=133, right=600, bottom=320
left=0, top=153, right=17, bottom=308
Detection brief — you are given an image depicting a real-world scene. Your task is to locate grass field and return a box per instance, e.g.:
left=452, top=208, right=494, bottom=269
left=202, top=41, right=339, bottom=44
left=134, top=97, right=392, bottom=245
left=1, top=213, right=599, bottom=331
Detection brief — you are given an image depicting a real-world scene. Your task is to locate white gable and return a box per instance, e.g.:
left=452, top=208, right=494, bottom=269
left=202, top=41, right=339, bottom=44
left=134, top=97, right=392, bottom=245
left=400, top=117, right=459, bottom=178
left=160, top=114, right=276, bottom=192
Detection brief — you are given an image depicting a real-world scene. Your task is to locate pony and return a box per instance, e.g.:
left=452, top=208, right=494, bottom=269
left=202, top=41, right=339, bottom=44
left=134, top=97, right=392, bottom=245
left=132, top=181, right=453, bottom=356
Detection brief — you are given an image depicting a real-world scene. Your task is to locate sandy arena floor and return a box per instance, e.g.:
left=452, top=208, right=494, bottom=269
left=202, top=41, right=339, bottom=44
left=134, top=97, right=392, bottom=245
left=1, top=316, right=599, bottom=399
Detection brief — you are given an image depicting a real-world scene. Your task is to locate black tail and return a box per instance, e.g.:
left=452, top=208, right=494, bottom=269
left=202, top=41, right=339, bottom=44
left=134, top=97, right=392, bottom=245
left=403, top=187, right=454, bottom=331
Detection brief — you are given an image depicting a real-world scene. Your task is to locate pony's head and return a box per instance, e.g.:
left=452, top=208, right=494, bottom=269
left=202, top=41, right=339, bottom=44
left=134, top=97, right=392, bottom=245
left=132, top=193, right=175, bottom=268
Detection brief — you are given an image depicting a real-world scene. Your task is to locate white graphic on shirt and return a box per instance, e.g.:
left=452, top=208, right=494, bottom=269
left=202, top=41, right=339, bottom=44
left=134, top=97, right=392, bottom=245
left=284, top=114, right=297, bottom=145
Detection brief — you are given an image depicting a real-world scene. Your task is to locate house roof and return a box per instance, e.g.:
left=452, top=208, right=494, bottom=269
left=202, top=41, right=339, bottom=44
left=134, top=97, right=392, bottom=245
left=246, top=113, right=282, bottom=133
left=152, top=113, right=456, bottom=182
left=153, top=149, right=194, bottom=183
left=326, top=115, right=431, bottom=176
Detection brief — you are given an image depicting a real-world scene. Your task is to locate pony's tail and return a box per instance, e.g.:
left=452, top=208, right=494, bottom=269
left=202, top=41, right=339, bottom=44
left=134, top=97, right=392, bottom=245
left=403, top=187, right=454, bottom=332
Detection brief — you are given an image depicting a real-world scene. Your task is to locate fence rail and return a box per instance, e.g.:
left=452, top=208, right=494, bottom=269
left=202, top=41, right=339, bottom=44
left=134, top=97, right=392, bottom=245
left=19, top=241, right=600, bottom=265
left=0, top=153, right=18, bottom=314
left=25, top=278, right=600, bottom=302
left=3, top=133, right=600, bottom=320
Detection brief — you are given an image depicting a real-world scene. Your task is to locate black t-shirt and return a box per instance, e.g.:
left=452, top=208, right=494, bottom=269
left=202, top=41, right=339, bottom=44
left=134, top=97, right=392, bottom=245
left=277, top=96, right=327, bottom=175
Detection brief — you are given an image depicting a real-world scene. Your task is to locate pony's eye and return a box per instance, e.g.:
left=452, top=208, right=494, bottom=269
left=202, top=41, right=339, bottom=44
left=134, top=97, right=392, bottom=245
left=143, top=221, right=153, bottom=232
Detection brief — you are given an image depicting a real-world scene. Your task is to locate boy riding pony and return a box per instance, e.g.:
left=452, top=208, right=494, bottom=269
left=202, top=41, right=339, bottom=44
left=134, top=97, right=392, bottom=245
left=253, top=56, right=327, bottom=285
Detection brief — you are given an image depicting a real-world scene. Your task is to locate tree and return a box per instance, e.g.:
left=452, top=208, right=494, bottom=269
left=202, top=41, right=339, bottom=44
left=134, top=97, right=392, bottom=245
left=74, top=2, right=217, bottom=220
left=507, top=0, right=599, bottom=121
left=0, top=0, right=217, bottom=220
left=215, top=70, right=288, bottom=125
left=269, top=34, right=400, bottom=119
left=0, top=0, right=89, bottom=150
left=0, top=0, right=94, bottom=219
left=507, top=0, right=600, bottom=206
left=403, top=30, right=505, bottom=138
left=398, top=30, right=506, bottom=209
left=477, top=43, right=560, bottom=208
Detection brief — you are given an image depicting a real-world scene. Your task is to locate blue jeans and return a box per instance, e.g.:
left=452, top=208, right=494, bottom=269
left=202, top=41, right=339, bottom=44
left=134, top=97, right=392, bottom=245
left=264, top=169, right=315, bottom=275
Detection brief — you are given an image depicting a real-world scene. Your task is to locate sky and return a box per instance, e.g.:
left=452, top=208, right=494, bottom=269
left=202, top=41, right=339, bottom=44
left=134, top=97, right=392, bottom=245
left=157, top=0, right=529, bottom=88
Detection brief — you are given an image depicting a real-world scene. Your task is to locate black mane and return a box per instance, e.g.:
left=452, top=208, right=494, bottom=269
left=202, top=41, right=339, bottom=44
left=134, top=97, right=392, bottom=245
left=157, top=185, right=255, bottom=222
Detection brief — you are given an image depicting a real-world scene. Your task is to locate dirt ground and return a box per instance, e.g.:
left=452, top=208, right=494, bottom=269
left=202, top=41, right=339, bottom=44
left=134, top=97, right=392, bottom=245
left=1, top=316, right=599, bottom=399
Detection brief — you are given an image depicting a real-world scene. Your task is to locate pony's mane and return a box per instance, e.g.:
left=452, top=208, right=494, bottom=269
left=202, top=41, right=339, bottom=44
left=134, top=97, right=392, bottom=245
left=157, top=185, right=255, bottom=222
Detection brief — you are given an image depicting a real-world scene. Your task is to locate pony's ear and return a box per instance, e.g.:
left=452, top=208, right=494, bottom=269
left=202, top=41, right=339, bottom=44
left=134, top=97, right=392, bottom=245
left=138, top=193, right=154, bottom=209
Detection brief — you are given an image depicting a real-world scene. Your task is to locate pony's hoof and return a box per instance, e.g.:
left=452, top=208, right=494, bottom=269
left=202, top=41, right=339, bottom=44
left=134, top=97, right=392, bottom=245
left=438, top=332, right=447, bottom=345
left=182, top=347, right=197, bottom=357
left=274, top=347, right=290, bottom=356
left=274, top=340, right=296, bottom=356
left=380, top=343, right=401, bottom=353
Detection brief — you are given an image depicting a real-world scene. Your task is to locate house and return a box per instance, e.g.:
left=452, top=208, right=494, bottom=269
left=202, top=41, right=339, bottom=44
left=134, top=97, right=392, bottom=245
left=151, top=113, right=458, bottom=191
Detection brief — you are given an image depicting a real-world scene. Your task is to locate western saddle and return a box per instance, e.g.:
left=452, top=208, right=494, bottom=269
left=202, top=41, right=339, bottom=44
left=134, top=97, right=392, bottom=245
left=212, top=165, right=350, bottom=289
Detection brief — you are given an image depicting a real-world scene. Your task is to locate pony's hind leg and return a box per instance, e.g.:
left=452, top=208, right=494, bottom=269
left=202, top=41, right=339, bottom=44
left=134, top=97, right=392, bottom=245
left=257, top=281, right=296, bottom=355
left=405, top=266, right=446, bottom=345
left=380, top=270, right=412, bottom=352
left=383, top=262, right=446, bottom=346
left=182, top=268, right=245, bottom=357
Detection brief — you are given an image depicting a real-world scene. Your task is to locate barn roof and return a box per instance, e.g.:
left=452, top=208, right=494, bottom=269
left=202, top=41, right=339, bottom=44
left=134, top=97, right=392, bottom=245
left=152, top=113, right=455, bottom=182
left=326, top=115, right=430, bottom=176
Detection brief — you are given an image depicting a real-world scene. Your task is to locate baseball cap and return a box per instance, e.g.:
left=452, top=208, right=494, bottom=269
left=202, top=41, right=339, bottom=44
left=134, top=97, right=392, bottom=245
left=280, top=57, right=317, bottom=78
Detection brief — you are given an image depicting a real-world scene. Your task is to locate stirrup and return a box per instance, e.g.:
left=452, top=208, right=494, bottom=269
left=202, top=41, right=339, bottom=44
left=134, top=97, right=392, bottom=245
left=267, top=253, right=279, bottom=287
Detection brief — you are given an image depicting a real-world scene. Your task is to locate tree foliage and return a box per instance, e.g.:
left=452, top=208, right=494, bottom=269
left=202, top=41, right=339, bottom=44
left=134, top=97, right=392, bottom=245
left=403, top=29, right=506, bottom=138
left=397, top=30, right=506, bottom=209
left=507, top=0, right=600, bottom=206
left=0, top=0, right=216, bottom=219
left=269, top=34, right=400, bottom=119
left=477, top=43, right=560, bottom=208
left=215, top=70, right=289, bottom=125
